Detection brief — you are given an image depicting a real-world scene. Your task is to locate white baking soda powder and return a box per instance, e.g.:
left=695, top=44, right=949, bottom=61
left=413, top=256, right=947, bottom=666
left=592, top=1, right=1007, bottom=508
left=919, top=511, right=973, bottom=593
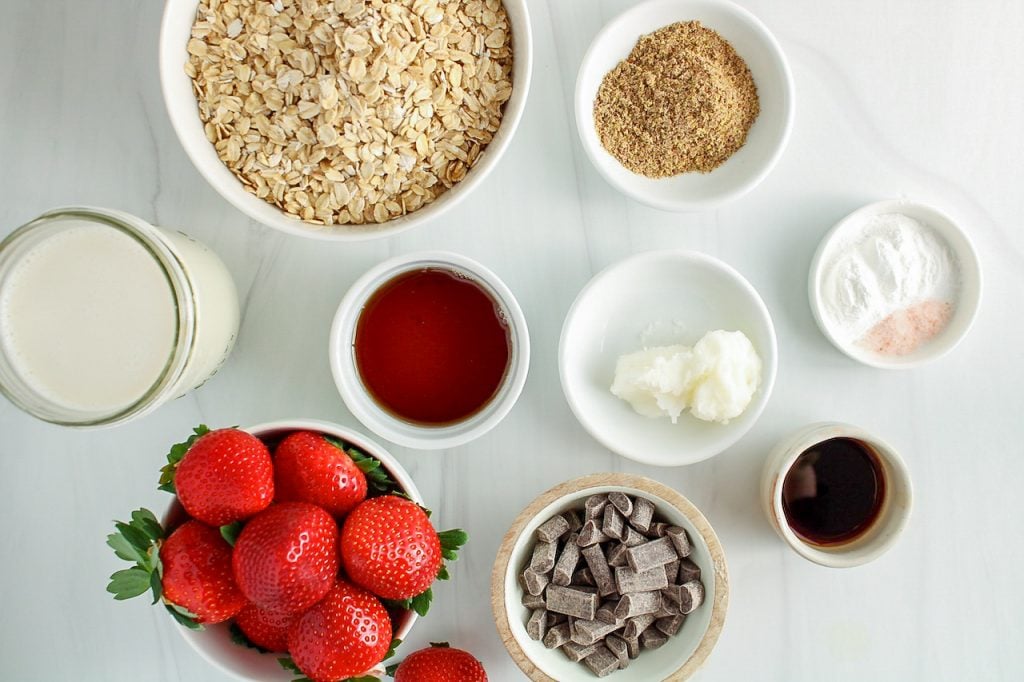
left=821, top=213, right=959, bottom=352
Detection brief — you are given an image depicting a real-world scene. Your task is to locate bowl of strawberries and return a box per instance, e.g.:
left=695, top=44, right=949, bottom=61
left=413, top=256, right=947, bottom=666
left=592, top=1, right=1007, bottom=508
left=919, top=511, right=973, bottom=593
left=106, top=418, right=467, bottom=682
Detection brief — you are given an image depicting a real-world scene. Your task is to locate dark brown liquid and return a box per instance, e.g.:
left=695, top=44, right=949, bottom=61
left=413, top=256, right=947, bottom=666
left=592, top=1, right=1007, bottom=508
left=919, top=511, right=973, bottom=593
left=781, top=437, right=885, bottom=545
left=354, top=268, right=511, bottom=426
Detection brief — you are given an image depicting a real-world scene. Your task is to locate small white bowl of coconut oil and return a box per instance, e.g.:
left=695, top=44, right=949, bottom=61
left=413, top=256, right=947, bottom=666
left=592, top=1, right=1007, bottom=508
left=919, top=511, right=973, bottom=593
left=808, top=199, right=982, bottom=369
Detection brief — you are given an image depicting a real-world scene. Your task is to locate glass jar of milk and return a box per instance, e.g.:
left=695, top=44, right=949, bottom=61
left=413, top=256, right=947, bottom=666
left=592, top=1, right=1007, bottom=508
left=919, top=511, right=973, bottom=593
left=0, top=207, right=240, bottom=426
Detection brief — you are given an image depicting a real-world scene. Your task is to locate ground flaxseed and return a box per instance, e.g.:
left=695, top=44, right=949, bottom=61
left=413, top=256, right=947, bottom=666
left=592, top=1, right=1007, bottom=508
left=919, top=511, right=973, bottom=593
left=593, top=21, right=759, bottom=178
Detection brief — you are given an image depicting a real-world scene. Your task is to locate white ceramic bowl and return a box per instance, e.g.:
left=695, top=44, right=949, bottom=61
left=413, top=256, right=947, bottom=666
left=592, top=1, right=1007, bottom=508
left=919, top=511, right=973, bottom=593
left=164, top=419, right=423, bottom=681
left=330, top=251, right=530, bottom=450
left=491, top=474, right=728, bottom=681
left=760, top=422, right=914, bottom=568
left=808, top=199, right=983, bottom=369
left=159, top=0, right=533, bottom=241
left=559, top=250, right=777, bottom=466
left=575, top=0, right=794, bottom=211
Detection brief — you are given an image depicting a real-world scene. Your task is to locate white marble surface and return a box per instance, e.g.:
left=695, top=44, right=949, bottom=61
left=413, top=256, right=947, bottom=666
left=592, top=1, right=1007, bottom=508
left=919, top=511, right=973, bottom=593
left=1, top=0, right=1022, bottom=680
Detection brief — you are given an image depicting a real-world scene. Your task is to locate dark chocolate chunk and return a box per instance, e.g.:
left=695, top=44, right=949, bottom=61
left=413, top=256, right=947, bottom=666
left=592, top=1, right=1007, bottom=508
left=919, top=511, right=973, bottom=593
left=583, top=645, right=620, bottom=678
left=547, top=585, right=599, bottom=620
left=625, top=536, right=677, bottom=572
left=615, top=564, right=669, bottom=594
left=552, top=533, right=580, bottom=586
left=608, top=491, right=634, bottom=517
left=581, top=544, right=617, bottom=597
left=629, top=497, right=655, bottom=533
left=526, top=609, right=547, bottom=641
left=536, top=515, right=571, bottom=543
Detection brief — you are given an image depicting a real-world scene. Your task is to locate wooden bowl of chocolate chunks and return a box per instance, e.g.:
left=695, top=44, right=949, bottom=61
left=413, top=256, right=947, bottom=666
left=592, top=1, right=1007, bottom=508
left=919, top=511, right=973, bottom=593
left=491, top=474, right=728, bottom=680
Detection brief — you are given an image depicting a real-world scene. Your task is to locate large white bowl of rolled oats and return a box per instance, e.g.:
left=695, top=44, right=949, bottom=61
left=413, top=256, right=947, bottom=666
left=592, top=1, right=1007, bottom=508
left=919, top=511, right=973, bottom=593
left=160, top=0, right=531, bottom=240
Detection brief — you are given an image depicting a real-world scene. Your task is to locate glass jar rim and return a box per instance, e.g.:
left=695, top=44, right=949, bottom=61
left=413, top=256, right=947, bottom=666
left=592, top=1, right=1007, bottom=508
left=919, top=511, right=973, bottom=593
left=0, top=206, right=198, bottom=426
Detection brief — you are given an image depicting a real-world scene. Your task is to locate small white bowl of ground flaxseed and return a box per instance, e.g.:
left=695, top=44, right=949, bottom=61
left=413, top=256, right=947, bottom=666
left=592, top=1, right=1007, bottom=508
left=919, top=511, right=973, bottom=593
left=575, top=0, right=794, bottom=212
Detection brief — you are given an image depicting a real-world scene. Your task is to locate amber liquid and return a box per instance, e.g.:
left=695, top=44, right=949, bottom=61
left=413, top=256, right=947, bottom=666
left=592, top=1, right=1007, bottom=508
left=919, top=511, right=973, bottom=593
left=781, top=437, right=885, bottom=545
left=354, top=268, right=511, bottom=426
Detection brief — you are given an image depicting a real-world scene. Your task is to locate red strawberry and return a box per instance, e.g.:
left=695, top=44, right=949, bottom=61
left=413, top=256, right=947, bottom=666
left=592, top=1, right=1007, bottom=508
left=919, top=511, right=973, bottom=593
left=341, top=496, right=440, bottom=601
left=233, top=603, right=298, bottom=652
left=273, top=431, right=368, bottom=517
left=393, top=643, right=488, bottom=682
left=287, top=580, right=392, bottom=682
left=232, top=502, right=338, bottom=614
left=159, top=521, right=246, bottom=624
left=341, top=496, right=467, bottom=614
left=159, top=426, right=274, bottom=527
left=107, top=510, right=244, bottom=628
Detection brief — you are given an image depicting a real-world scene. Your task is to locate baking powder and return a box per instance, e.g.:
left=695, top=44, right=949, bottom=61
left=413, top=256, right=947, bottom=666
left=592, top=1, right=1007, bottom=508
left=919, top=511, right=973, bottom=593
left=820, top=212, right=959, bottom=355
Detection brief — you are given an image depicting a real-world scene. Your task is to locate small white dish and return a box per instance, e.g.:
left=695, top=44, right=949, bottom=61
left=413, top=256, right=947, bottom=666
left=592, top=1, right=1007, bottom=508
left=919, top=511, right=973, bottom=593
left=159, top=0, right=533, bottom=241
left=491, top=473, right=728, bottom=681
left=808, top=199, right=983, bottom=369
left=574, top=0, right=794, bottom=211
left=166, top=419, right=422, bottom=681
left=760, top=422, right=913, bottom=568
left=330, top=251, right=530, bottom=450
left=559, top=250, right=777, bottom=467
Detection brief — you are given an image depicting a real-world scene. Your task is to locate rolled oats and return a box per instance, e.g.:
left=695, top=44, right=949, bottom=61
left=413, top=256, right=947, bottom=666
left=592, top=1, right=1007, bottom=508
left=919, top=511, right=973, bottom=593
left=186, top=0, right=514, bottom=226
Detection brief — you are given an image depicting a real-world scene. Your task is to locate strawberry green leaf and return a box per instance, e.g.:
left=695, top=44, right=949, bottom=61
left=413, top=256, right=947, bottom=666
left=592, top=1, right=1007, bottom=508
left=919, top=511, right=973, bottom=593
left=341, top=443, right=400, bottom=496
left=115, top=522, right=152, bottom=555
left=131, top=509, right=164, bottom=542
left=107, top=567, right=152, bottom=600
left=436, top=564, right=450, bottom=581
left=409, top=588, right=432, bottom=617
left=165, top=603, right=203, bottom=630
left=429, top=642, right=451, bottom=648
left=277, top=657, right=313, bottom=682
left=383, top=638, right=402, bottom=661
left=149, top=568, right=163, bottom=604
left=438, top=529, right=468, bottom=551
left=220, top=522, right=243, bottom=547
left=108, top=508, right=165, bottom=603
left=158, top=424, right=211, bottom=494
left=107, top=532, right=146, bottom=564
left=438, top=528, right=467, bottom=563
left=278, top=657, right=302, bottom=673
left=229, top=622, right=270, bottom=653
left=345, top=676, right=379, bottom=682
left=385, top=662, right=400, bottom=677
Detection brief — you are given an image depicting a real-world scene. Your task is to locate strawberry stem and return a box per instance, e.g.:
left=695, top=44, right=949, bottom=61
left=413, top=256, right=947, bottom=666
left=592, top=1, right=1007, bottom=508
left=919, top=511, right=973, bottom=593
left=157, top=424, right=211, bottom=494
left=106, top=507, right=202, bottom=630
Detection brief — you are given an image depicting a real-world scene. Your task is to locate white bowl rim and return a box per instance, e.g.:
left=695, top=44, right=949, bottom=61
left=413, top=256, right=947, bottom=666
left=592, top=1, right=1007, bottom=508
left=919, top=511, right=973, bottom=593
left=490, top=473, right=729, bottom=681
left=329, top=251, right=531, bottom=449
left=158, top=0, right=534, bottom=241
left=760, top=421, right=914, bottom=568
left=168, top=418, right=423, bottom=681
left=573, top=0, right=795, bottom=212
left=558, top=249, right=779, bottom=466
left=807, top=198, right=983, bottom=369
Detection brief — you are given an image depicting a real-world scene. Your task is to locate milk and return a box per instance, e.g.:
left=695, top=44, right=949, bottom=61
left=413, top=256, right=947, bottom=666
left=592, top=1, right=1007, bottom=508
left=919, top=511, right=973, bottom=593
left=0, top=208, right=239, bottom=424
left=1, top=220, right=176, bottom=412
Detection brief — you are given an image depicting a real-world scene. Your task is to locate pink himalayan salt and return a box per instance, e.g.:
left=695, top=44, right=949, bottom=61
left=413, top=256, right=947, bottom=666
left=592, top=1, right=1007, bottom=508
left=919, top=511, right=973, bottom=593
left=858, top=299, right=953, bottom=356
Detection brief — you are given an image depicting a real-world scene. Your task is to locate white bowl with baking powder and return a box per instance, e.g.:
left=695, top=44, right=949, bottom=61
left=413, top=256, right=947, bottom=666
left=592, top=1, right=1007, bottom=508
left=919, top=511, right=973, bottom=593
left=575, top=0, right=794, bottom=211
left=808, top=199, right=982, bottom=369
